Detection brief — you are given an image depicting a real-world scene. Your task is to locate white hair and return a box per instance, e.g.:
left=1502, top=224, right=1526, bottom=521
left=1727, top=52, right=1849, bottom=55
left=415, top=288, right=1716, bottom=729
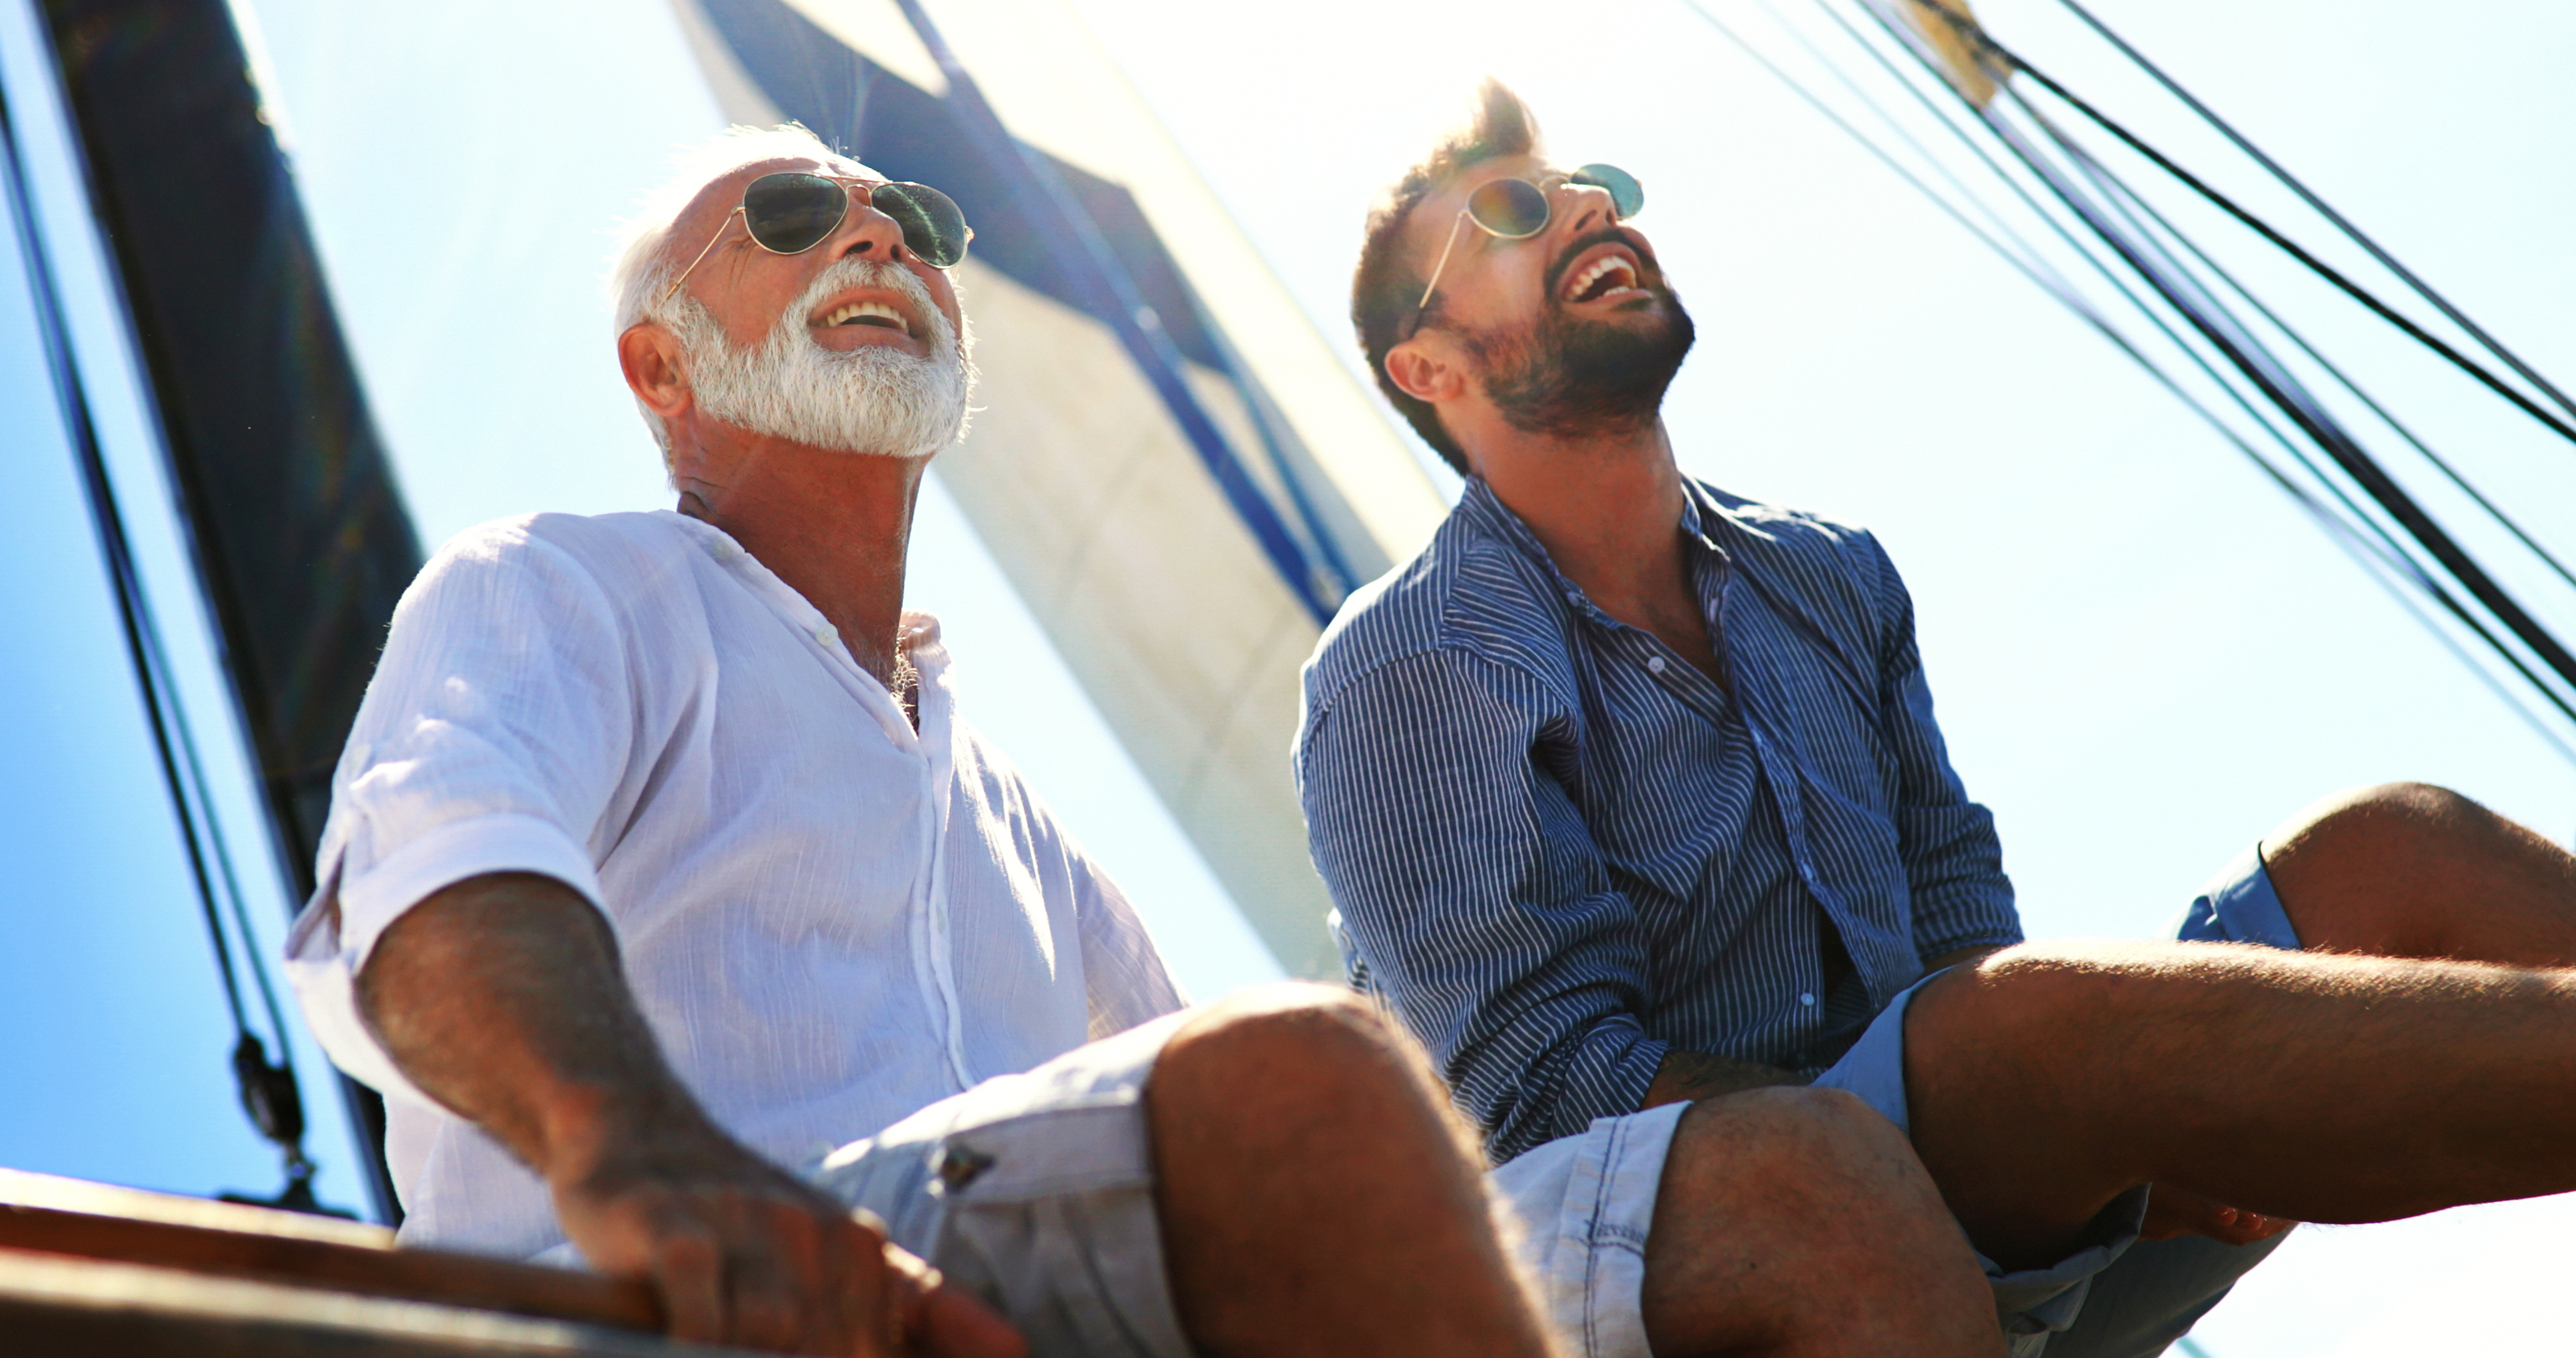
left=605, top=124, right=864, bottom=461
left=608, top=123, right=846, bottom=340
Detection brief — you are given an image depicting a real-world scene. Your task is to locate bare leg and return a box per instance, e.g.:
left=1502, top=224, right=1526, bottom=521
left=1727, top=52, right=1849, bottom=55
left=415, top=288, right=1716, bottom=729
left=1643, top=1087, right=2003, bottom=1357
left=2264, top=782, right=2576, bottom=966
left=1146, top=984, right=1560, bottom=1358
left=1907, top=943, right=2576, bottom=1268
left=1897, top=783, right=2576, bottom=1270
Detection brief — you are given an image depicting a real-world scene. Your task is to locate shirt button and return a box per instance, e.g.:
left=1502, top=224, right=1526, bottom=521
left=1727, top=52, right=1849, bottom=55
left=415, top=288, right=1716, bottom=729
left=1565, top=589, right=1582, bottom=606
left=1646, top=656, right=1666, bottom=674
left=1799, top=992, right=1817, bottom=1006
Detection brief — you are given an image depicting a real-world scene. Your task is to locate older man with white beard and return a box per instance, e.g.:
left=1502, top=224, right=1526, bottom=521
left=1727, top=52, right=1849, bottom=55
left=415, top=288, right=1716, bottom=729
left=277, top=126, right=1582, bottom=1358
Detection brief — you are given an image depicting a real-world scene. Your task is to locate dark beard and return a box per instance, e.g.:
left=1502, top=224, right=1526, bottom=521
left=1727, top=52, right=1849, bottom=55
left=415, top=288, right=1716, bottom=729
left=1468, top=288, right=1696, bottom=442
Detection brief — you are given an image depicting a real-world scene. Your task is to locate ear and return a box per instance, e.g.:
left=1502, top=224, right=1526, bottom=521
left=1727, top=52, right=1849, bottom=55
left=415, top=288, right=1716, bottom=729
left=619, top=322, right=693, bottom=422
left=1383, top=333, right=1466, bottom=406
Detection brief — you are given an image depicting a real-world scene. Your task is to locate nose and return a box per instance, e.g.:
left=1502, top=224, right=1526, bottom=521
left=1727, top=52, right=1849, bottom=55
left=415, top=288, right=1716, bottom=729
left=832, top=191, right=912, bottom=263
left=1553, top=178, right=1617, bottom=236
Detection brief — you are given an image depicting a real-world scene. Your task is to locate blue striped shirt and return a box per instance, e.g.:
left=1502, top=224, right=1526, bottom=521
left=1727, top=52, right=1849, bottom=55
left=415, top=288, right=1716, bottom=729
left=1294, top=477, right=2019, bottom=1162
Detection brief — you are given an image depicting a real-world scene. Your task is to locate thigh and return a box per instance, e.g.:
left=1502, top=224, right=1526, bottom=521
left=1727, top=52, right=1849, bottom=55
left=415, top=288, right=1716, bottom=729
left=810, top=1012, right=1196, bottom=1358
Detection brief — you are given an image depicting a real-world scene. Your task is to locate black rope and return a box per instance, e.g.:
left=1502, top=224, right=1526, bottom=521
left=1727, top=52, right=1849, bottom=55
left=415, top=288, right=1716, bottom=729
left=1827, top=0, right=2576, bottom=729
left=2052, top=0, right=2576, bottom=426
left=1675, top=0, right=2090, bottom=313
left=1991, top=92, right=2576, bottom=716
left=0, top=59, right=328, bottom=1209
left=2056, top=134, right=2576, bottom=594
left=1728, top=0, right=2085, bottom=297
left=1898, top=0, right=2576, bottom=451
left=1695, top=0, right=2576, bottom=753
left=2026, top=115, right=2576, bottom=726
left=1830, top=0, right=2456, bottom=588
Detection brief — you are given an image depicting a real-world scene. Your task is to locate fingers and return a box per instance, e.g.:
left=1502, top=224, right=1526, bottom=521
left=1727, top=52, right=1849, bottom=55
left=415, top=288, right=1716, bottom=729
left=559, top=1152, right=915, bottom=1356
left=2139, top=1183, right=2299, bottom=1248
left=882, top=1242, right=1027, bottom=1358
left=2203, top=1204, right=2297, bottom=1246
left=725, top=1201, right=842, bottom=1353
left=651, top=1226, right=727, bottom=1343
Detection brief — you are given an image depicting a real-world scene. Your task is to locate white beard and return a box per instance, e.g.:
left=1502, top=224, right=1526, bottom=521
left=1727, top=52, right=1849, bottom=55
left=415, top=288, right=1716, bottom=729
left=666, top=256, right=974, bottom=460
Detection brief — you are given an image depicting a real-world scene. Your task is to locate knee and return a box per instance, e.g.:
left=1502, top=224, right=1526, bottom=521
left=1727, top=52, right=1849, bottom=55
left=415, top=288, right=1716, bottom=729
left=1677, top=1085, right=1908, bottom=1190
left=2264, top=783, right=2503, bottom=930
left=2270, top=781, right=2490, bottom=862
left=1156, top=983, right=1415, bottom=1104
left=1662, top=1087, right=1971, bottom=1285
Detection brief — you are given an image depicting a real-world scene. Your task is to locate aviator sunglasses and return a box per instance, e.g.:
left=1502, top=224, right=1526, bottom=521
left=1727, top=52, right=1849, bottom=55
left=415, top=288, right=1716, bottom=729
left=1407, top=163, right=1645, bottom=338
left=660, top=171, right=974, bottom=307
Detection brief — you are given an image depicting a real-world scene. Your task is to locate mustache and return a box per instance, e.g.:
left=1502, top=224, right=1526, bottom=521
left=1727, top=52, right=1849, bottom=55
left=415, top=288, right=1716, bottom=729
left=780, top=256, right=942, bottom=341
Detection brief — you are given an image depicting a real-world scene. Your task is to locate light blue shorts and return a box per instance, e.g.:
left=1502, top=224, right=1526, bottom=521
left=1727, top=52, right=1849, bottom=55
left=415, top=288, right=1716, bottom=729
left=1498, top=843, right=2299, bottom=1358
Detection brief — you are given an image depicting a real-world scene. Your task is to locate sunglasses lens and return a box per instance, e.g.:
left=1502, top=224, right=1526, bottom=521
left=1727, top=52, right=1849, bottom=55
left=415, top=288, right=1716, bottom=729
left=1573, top=163, right=1644, bottom=220
left=1466, top=176, right=1551, bottom=238
left=742, top=173, right=848, bottom=254
left=872, top=182, right=972, bottom=269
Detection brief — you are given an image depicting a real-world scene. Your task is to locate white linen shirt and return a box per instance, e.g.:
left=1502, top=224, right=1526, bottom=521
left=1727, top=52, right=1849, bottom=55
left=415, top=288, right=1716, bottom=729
left=283, top=509, right=1185, bottom=1259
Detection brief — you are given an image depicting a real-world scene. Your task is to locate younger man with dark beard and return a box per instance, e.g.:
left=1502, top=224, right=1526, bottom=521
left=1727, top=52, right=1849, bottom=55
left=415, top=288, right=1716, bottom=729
left=1301, top=81, right=2576, bottom=1358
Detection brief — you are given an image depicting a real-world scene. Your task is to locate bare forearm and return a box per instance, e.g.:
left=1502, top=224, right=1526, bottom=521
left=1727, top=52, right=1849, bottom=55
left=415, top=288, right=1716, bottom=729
left=353, top=873, right=1009, bottom=1352
left=1641, top=1048, right=1811, bottom=1110
left=355, top=871, right=719, bottom=1177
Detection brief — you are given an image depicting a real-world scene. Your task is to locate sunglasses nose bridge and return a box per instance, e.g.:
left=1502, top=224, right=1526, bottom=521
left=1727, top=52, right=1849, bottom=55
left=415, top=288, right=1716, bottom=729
left=812, top=185, right=917, bottom=263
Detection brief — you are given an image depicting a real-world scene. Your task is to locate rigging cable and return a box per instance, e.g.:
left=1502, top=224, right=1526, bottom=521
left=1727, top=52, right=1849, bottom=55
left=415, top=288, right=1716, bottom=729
left=0, top=57, right=337, bottom=1214
left=1829, top=0, right=2571, bottom=599
left=2006, top=107, right=2576, bottom=723
left=2050, top=0, right=2576, bottom=425
left=1898, top=0, right=2576, bottom=449
left=1670, top=0, right=2576, bottom=760
left=2049, top=132, right=2576, bottom=595
left=1820, top=0, right=2576, bottom=718
left=1960, top=59, right=2576, bottom=706
left=1674, top=0, right=2099, bottom=322
left=1685, top=0, right=2444, bottom=590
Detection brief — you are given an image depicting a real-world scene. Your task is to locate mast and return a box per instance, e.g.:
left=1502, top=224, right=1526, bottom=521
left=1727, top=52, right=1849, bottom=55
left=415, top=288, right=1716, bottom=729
left=34, top=0, right=421, bottom=1222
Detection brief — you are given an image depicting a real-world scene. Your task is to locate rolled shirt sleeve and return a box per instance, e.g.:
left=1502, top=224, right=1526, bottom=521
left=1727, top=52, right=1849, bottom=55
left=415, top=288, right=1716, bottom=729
left=1853, top=532, right=2020, bottom=962
left=1298, top=648, right=1666, bottom=1163
left=282, top=525, right=636, bottom=1109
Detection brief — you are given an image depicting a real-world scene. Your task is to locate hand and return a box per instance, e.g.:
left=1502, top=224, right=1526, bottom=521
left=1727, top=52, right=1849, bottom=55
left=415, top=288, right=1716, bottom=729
left=551, top=1124, right=1026, bottom=1357
left=2138, top=1182, right=2297, bottom=1249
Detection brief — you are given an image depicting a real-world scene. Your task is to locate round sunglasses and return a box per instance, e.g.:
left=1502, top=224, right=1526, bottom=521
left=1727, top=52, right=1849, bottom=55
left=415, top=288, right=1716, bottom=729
left=660, top=171, right=974, bottom=308
left=1407, top=163, right=1645, bottom=338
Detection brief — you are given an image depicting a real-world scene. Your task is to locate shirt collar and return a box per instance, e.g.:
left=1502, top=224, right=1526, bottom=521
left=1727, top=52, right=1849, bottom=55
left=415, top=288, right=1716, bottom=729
left=655, top=509, right=949, bottom=749
left=1458, top=475, right=1733, bottom=610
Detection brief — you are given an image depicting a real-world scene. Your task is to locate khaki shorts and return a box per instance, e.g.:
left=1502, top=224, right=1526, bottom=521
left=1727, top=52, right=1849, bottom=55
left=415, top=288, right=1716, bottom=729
left=810, top=1012, right=1197, bottom=1358
left=810, top=1005, right=1622, bottom=1358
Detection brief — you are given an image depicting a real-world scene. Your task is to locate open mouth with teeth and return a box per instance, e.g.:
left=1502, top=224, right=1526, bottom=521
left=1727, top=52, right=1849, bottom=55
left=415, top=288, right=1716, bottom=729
left=817, top=299, right=911, bottom=336
left=1561, top=252, right=1645, bottom=305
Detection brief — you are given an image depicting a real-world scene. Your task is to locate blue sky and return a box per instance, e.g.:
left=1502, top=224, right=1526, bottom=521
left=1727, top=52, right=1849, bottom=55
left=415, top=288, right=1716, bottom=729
left=2, top=0, right=2570, bottom=1352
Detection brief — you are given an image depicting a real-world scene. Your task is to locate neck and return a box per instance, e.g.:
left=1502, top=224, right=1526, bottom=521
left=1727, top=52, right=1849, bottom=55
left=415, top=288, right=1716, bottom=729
left=1469, top=415, right=1686, bottom=618
left=672, top=424, right=925, bottom=687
